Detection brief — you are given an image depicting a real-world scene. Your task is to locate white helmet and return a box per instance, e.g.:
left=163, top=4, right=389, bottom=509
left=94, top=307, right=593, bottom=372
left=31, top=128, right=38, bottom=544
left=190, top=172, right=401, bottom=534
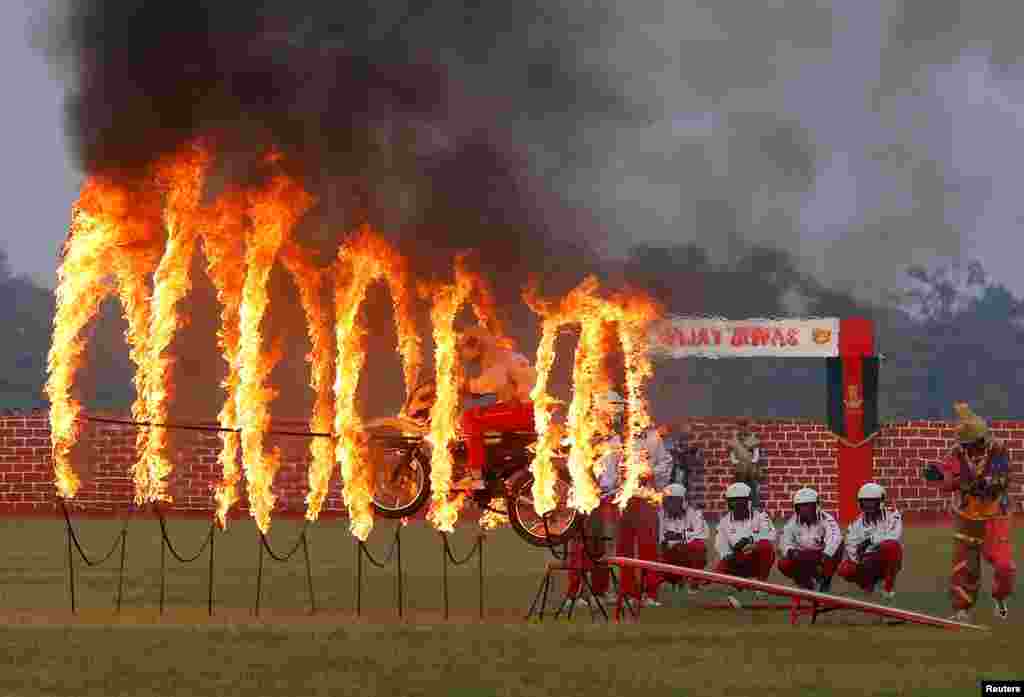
left=857, top=482, right=885, bottom=500
left=725, top=482, right=752, bottom=499
left=663, top=483, right=687, bottom=498
left=793, top=487, right=818, bottom=506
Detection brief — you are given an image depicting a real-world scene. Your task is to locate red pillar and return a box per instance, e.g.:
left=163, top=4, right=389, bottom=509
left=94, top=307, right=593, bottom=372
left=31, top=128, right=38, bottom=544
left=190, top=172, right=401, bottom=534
left=837, top=318, right=874, bottom=526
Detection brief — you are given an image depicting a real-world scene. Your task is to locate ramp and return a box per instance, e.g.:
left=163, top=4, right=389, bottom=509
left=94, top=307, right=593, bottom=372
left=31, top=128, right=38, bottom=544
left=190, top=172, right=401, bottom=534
left=606, top=556, right=988, bottom=631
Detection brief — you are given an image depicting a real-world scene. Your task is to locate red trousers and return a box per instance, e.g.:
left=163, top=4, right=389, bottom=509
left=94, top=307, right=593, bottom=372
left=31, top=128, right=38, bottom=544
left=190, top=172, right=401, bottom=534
left=950, top=516, right=1017, bottom=610
left=461, top=401, right=534, bottom=475
left=837, top=541, right=903, bottom=593
left=778, top=547, right=842, bottom=589
left=617, top=499, right=660, bottom=597
left=567, top=501, right=619, bottom=596
left=715, top=540, right=775, bottom=581
left=654, top=540, right=707, bottom=592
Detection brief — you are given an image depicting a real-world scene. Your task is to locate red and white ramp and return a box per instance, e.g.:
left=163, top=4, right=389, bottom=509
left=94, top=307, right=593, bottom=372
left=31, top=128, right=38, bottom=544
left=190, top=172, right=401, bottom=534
left=605, top=556, right=989, bottom=631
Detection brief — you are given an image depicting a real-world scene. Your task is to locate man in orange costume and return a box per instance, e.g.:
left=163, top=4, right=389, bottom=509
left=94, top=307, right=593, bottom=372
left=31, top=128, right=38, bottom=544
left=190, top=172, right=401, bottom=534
left=923, top=402, right=1015, bottom=621
left=457, top=326, right=537, bottom=490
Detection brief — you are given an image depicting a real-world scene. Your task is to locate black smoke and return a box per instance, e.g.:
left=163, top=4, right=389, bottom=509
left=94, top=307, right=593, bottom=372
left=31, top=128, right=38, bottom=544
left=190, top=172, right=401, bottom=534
left=38, top=0, right=634, bottom=418
left=39, top=0, right=630, bottom=290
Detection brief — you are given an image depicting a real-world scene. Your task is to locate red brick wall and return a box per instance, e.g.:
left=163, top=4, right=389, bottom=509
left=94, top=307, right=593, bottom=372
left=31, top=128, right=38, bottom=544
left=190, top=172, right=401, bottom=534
left=2, top=410, right=1022, bottom=519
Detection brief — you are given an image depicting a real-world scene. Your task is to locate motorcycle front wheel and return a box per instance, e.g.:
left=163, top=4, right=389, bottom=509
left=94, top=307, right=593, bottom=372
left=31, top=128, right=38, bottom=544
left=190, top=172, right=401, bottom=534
left=506, top=473, right=581, bottom=548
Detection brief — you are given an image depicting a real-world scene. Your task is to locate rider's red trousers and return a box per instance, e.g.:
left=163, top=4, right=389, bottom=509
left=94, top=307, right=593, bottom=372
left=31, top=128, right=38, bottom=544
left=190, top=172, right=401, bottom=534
left=837, top=540, right=903, bottom=593
left=461, top=401, right=535, bottom=476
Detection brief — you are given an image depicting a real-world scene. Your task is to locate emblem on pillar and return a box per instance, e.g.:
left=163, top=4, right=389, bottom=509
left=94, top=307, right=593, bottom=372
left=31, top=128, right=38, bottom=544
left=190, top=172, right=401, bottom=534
left=844, top=384, right=863, bottom=412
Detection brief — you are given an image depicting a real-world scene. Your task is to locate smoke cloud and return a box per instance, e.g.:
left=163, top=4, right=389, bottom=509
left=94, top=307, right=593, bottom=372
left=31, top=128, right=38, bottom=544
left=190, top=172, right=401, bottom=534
left=39, top=0, right=635, bottom=290
left=38, top=0, right=640, bottom=417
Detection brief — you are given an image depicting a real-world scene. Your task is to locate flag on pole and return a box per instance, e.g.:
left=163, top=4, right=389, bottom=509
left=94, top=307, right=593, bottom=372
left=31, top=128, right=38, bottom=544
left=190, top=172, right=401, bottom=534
left=827, top=357, right=879, bottom=439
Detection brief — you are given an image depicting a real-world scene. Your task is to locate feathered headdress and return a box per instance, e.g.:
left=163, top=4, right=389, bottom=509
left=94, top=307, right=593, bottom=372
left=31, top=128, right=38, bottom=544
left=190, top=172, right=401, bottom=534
left=954, top=401, right=990, bottom=445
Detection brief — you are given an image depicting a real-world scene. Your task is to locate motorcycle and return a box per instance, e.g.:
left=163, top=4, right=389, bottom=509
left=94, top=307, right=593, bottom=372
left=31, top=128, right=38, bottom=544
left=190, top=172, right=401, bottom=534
left=363, top=380, right=581, bottom=547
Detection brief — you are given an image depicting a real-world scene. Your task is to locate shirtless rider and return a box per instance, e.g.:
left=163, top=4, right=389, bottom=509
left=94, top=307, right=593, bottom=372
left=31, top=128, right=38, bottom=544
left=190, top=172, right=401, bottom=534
left=456, top=326, right=538, bottom=490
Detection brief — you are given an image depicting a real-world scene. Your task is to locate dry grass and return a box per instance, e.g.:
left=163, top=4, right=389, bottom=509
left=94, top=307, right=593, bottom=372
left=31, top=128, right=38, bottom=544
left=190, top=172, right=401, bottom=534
left=0, top=516, right=1018, bottom=696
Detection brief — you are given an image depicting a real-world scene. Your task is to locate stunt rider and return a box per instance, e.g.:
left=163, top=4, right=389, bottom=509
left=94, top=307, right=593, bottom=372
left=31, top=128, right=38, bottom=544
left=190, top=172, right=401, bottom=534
left=456, top=326, right=538, bottom=490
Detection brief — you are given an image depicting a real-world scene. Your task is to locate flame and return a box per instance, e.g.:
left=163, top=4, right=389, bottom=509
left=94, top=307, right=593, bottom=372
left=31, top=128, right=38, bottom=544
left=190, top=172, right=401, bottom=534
left=383, top=250, right=423, bottom=401
left=112, top=250, right=158, bottom=505
left=332, top=226, right=419, bottom=541
left=478, top=498, right=510, bottom=531
left=422, top=255, right=475, bottom=533
left=49, top=144, right=663, bottom=542
left=567, top=317, right=609, bottom=513
left=238, top=171, right=314, bottom=534
left=198, top=190, right=248, bottom=528
left=524, top=276, right=660, bottom=514
left=525, top=318, right=561, bottom=515
left=47, top=174, right=165, bottom=499
left=105, top=179, right=164, bottom=506
left=137, top=142, right=212, bottom=504
left=524, top=276, right=607, bottom=515
left=46, top=180, right=122, bottom=497
left=280, top=242, right=337, bottom=523
left=616, top=312, right=657, bottom=508
left=333, top=251, right=374, bottom=541
left=457, top=255, right=512, bottom=350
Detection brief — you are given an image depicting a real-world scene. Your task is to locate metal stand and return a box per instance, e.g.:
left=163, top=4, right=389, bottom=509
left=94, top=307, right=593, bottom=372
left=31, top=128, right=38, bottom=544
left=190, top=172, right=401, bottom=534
left=154, top=504, right=217, bottom=616
left=253, top=522, right=316, bottom=617
left=525, top=527, right=632, bottom=623
left=355, top=523, right=404, bottom=618
left=525, top=561, right=616, bottom=623
left=439, top=533, right=486, bottom=621
left=60, top=499, right=132, bottom=615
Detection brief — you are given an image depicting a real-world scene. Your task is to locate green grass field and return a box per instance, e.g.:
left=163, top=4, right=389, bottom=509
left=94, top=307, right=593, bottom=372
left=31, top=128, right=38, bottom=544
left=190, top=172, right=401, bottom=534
left=0, top=516, right=1019, bottom=696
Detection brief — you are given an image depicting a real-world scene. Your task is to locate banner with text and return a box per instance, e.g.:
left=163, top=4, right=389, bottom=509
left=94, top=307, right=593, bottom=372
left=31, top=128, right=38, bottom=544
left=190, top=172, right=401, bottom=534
left=648, top=317, right=841, bottom=358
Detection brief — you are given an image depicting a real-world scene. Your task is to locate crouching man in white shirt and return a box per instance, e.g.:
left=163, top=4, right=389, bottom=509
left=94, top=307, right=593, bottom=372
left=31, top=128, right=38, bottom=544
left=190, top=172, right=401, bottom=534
left=714, top=482, right=776, bottom=607
left=837, top=482, right=903, bottom=601
left=656, top=484, right=709, bottom=594
left=778, top=487, right=843, bottom=593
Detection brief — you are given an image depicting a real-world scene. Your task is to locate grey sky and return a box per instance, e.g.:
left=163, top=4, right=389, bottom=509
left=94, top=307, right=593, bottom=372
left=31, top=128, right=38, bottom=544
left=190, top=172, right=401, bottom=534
left=2, top=2, right=81, bottom=288
left=7, top=1, right=1024, bottom=306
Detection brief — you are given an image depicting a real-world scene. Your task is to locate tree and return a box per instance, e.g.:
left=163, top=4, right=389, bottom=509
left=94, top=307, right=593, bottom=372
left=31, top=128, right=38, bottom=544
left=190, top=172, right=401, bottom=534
left=901, top=260, right=986, bottom=323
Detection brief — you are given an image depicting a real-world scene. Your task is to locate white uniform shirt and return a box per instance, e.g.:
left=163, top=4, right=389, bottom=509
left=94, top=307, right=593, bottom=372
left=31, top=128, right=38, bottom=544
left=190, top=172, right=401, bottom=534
left=629, top=428, right=673, bottom=491
left=779, top=510, right=843, bottom=558
left=569, top=429, right=672, bottom=499
left=592, top=435, right=622, bottom=499
left=565, top=434, right=622, bottom=499
left=659, top=507, right=709, bottom=546
left=843, top=508, right=903, bottom=562
left=714, top=510, right=776, bottom=559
